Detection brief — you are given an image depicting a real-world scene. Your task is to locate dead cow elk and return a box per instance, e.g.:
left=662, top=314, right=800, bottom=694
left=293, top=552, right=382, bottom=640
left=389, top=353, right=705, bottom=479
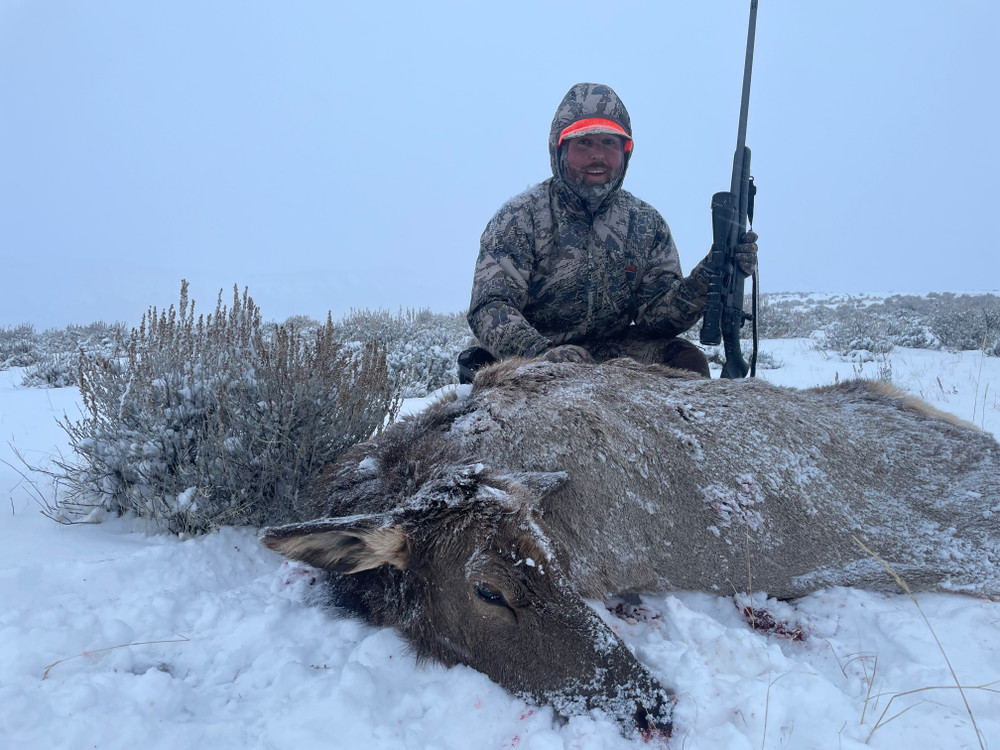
left=262, top=359, right=1000, bottom=735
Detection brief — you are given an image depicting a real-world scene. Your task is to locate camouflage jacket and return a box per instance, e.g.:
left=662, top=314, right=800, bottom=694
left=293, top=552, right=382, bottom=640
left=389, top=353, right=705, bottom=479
left=467, top=83, right=712, bottom=359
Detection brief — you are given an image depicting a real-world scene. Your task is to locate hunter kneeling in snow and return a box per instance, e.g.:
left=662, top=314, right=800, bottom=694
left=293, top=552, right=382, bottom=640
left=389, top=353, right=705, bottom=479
left=460, top=82, right=758, bottom=382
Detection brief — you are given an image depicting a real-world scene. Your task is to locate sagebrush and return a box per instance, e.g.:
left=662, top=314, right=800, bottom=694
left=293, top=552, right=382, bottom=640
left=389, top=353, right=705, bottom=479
left=51, top=281, right=399, bottom=534
left=756, top=292, right=999, bottom=355
left=0, top=323, right=39, bottom=369
left=331, top=307, right=472, bottom=397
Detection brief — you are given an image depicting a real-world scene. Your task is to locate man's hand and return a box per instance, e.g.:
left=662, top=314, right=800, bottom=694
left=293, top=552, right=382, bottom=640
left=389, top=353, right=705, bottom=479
left=543, top=345, right=594, bottom=363
left=736, top=230, right=758, bottom=276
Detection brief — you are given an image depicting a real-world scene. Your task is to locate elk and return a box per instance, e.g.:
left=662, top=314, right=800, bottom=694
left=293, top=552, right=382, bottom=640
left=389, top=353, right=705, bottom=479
left=262, top=359, right=1000, bottom=735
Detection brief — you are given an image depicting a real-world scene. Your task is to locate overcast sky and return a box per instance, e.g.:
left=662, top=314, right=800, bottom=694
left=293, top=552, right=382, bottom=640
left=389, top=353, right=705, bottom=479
left=2, top=1, right=998, bottom=330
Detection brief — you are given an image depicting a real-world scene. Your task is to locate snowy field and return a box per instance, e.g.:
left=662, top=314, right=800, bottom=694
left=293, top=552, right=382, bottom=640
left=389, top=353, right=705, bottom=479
left=2, top=338, right=999, bottom=750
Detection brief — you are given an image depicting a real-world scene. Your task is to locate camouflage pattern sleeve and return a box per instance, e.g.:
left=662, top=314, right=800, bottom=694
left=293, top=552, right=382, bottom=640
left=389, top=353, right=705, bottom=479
left=634, top=214, right=712, bottom=338
left=467, top=198, right=552, bottom=359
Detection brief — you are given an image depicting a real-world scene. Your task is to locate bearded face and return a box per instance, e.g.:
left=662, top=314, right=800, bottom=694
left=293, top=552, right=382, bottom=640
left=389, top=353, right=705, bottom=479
left=563, top=134, right=625, bottom=186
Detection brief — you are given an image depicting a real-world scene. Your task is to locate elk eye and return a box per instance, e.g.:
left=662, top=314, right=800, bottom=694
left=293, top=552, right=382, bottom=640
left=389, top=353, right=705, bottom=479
left=474, top=582, right=508, bottom=607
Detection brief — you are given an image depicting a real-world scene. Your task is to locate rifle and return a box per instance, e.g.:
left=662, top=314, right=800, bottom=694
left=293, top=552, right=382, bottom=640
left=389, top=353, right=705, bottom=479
left=699, top=0, right=759, bottom=379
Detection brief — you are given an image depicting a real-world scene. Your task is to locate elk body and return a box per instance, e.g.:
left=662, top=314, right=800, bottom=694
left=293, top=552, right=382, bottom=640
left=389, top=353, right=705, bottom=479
left=262, top=359, right=1000, bottom=735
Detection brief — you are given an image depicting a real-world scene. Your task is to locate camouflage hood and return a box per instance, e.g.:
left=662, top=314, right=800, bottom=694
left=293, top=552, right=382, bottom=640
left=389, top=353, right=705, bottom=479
left=548, top=83, right=634, bottom=214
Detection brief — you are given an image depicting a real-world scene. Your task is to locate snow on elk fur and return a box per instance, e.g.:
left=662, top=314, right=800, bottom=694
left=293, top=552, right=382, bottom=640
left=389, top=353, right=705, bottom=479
left=261, top=358, right=1000, bottom=735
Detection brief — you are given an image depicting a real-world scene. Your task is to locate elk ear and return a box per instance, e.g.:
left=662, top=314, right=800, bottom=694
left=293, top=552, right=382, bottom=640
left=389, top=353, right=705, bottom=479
left=261, top=515, right=410, bottom=573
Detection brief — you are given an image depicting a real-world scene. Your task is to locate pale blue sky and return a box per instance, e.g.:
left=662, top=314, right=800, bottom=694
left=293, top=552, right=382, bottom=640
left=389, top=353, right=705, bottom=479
left=2, top=1, right=998, bottom=329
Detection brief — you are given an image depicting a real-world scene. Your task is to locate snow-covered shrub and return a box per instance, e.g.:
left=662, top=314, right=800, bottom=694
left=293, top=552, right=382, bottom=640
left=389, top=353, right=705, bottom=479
left=279, top=314, right=325, bottom=337
left=18, top=322, right=124, bottom=388
left=52, top=281, right=400, bottom=534
left=37, top=321, right=122, bottom=360
left=335, top=308, right=471, bottom=397
left=823, top=306, right=895, bottom=356
left=0, top=323, right=39, bottom=369
left=754, top=296, right=830, bottom=339
left=924, top=294, right=1000, bottom=355
left=390, top=309, right=471, bottom=396
left=21, top=353, right=77, bottom=388
left=802, top=293, right=997, bottom=355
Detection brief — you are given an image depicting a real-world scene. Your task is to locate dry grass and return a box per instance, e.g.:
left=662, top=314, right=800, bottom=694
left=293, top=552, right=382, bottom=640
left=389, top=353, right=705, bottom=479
left=42, top=634, right=191, bottom=680
left=853, top=536, right=992, bottom=748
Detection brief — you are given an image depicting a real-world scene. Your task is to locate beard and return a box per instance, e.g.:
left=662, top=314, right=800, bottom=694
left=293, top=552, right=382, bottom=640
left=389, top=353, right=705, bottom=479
left=559, top=151, right=621, bottom=214
left=570, top=179, right=616, bottom=207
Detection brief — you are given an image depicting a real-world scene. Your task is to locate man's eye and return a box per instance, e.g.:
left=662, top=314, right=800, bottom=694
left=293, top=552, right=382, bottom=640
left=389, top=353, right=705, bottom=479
left=475, top=582, right=508, bottom=607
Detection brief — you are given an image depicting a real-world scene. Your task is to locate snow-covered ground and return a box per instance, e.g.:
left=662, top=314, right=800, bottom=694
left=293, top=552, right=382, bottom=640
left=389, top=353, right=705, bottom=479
left=2, top=339, right=999, bottom=750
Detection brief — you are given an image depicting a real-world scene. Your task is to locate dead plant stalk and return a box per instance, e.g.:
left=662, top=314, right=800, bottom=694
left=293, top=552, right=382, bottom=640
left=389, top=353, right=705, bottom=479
left=853, top=536, right=986, bottom=749
left=42, top=634, right=191, bottom=680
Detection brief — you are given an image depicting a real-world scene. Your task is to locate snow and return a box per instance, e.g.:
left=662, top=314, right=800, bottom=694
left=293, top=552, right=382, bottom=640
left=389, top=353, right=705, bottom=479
left=2, top=341, right=1000, bottom=749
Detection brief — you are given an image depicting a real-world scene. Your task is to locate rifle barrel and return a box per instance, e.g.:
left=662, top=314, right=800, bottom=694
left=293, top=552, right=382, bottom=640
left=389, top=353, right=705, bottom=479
left=731, top=0, right=758, bottom=196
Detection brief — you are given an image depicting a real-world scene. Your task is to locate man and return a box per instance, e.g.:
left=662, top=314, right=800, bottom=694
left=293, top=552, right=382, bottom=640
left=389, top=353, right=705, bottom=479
left=461, top=82, right=757, bottom=382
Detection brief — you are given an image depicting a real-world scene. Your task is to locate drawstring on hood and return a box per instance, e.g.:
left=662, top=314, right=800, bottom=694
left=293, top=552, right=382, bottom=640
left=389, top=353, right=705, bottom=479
left=549, top=83, right=634, bottom=215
